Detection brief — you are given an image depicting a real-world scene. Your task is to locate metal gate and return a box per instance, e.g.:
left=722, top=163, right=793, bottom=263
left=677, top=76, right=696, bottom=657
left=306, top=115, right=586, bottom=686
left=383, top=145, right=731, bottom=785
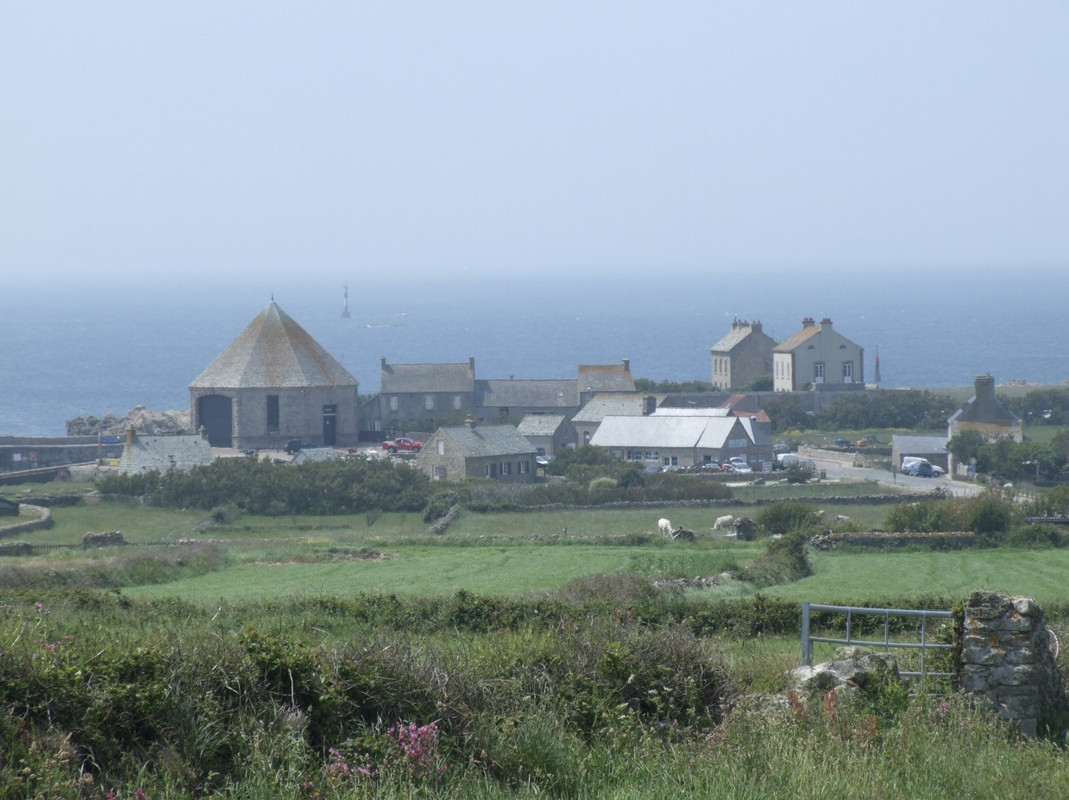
left=801, top=602, right=955, bottom=694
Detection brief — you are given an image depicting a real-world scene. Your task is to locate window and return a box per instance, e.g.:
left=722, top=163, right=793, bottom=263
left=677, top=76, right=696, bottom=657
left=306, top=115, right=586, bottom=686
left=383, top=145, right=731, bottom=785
left=433, top=466, right=447, bottom=480
left=662, top=456, right=678, bottom=467
left=501, top=461, right=511, bottom=476
left=453, top=395, right=462, bottom=410
left=425, top=395, right=434, bottom=411
left=266, top=395, right=279, bottom=433
left=814, top=363, right=825, bottom=383
left=842, top=361, right=853, bottom=383
left=437, top=440, right=445, bottom=455
left=519, top=460, right=529, bottom=474
left=389, top=396, right=399, bottom=411
left=626, top=449, right=644, bottom=461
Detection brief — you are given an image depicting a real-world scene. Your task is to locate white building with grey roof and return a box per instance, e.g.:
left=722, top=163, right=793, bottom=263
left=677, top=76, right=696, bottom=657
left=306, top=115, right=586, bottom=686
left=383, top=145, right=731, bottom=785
left=590, top=413, right=770, bottom=470
left=189, top=301, right=359, bottom=450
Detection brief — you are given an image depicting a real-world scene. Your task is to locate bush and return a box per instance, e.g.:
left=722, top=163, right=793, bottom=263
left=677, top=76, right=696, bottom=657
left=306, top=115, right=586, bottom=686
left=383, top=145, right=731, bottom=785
left=756, top=502, right=820, bottom=536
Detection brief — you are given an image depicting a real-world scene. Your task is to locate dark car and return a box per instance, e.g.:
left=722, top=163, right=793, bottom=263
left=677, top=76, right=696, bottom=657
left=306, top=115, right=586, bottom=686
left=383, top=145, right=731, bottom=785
left=906, top=461, right=935, bottom=477
left=284, top=439, right=308, bottom=454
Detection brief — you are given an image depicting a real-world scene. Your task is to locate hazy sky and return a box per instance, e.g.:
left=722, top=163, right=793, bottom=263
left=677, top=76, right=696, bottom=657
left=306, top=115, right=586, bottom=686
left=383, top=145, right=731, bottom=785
left=3, top=2, right=1067, bottom=289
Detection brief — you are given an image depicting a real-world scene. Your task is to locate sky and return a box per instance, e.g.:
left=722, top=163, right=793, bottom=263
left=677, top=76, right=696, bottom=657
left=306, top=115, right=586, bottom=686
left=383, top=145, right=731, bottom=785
left=2, top=2, right=1068, bottom=291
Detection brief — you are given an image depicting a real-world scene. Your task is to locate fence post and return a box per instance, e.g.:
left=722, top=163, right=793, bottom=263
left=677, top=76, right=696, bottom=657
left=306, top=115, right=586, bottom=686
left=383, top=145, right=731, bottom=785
left=801, top=602, right=811, bottom=666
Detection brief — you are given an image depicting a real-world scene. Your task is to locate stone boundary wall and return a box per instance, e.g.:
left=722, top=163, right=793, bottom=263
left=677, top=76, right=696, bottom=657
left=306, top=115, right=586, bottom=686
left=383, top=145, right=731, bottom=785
left=959, top=591, right=1069, bottom=737
left=0, top=504, right=53, bottom=540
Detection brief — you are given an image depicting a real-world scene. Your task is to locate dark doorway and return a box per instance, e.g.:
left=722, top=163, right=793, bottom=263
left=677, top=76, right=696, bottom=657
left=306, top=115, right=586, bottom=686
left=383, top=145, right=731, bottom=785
left=322, top=404, right=337, bottom=446
left=198, top=395, right=233, bottom=447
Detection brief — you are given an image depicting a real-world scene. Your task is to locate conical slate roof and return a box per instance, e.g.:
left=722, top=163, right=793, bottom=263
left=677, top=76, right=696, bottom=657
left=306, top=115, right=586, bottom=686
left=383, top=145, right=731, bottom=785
left=190, top=302, right=357, bottom=389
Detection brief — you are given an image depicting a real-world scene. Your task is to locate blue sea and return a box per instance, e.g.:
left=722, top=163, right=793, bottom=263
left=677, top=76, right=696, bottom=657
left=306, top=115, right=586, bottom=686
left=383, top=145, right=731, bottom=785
left=2, top=267, right=1066, bottom=437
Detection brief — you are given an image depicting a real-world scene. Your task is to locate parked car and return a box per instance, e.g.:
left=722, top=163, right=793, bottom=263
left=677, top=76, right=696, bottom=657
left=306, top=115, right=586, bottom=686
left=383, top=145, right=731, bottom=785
left=283, top=439, right=308, bottom=454
left=906, top=462, right=936, bottom=477
left=381, top=437, right=423, bottom=453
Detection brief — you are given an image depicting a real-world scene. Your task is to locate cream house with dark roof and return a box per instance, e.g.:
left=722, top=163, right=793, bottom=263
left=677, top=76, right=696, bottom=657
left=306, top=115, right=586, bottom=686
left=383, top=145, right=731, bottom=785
left=189, top=301, right=359, bottom=449
left=773, top=317, right=864, bottom=392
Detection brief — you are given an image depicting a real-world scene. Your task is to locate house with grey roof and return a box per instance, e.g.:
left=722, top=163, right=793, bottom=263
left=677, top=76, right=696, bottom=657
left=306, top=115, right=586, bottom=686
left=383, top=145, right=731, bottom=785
left=773, top=317, right=864, bottom=392
left=516, top=414, right=574, bottom=458
left=476, top=379, right=579, bottom=421
left=578, top=360, right=636, bottom=404
left=189, top=301, right=359, bottom=450
left=710, top=319, right=776, bottom=390
left=572, top=392, right=660, bottom=446
left=947, top=374, right=1023, bottom=474
left=291, top=447, right=345, bottom=465
left=416, top=419, right=537, bottom=482
left=117, top=428, right=213, bottom=475
left=590, top=413, right=769, bottom=470
left=377, top=356, right=476, bottom=430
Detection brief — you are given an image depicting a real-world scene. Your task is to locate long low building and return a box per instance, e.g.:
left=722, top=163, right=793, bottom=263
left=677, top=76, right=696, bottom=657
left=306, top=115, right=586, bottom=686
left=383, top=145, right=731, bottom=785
left=589, top=414, right=772, bottom=470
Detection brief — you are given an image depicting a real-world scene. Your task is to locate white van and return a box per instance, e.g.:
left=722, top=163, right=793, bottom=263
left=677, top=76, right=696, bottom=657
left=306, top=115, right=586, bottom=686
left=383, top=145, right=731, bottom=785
left=901, top=457, right=930, bottom=473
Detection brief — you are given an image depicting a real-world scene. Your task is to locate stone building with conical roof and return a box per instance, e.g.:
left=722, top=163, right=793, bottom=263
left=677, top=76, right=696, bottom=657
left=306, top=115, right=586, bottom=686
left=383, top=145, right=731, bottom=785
left=189, top=301, right=359, bottom=449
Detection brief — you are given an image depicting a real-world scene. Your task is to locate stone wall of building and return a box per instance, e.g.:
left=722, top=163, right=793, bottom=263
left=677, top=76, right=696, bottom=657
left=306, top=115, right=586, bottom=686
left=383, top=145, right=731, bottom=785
left=958, top=591, right=1068, bottom=737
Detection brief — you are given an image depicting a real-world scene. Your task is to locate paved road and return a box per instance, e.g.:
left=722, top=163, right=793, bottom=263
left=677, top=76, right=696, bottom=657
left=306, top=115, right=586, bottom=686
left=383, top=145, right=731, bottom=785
left=804, top=453, right=985, bottom=498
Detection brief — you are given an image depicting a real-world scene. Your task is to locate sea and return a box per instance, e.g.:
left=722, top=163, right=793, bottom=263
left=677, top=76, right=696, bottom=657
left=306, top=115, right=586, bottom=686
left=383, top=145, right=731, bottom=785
left=2, top=266, right=1066, bottom=437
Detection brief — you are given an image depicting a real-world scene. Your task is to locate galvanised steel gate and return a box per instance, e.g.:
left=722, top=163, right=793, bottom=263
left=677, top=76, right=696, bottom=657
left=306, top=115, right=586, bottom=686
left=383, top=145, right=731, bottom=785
left=801, top=602, right=955, bottom=694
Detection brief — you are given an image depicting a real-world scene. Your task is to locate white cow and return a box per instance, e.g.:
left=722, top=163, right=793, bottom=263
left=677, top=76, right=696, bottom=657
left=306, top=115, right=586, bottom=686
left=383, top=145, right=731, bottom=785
left=658, top=518, right=672, bottom=535
left=713, top=514, right=735, bottom=530
left=835, top=514, right=851, bottom=523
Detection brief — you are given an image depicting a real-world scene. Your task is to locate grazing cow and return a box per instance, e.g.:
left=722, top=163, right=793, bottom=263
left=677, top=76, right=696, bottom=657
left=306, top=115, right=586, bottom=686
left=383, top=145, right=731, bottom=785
left=658, top=518, right=672, bottom=535
left=713, top=514, right=735, bottom=530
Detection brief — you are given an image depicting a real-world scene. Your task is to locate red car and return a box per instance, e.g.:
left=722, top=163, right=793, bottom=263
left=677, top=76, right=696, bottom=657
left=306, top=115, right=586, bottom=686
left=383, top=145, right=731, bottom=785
left=381, top=437, right=423, bottom=453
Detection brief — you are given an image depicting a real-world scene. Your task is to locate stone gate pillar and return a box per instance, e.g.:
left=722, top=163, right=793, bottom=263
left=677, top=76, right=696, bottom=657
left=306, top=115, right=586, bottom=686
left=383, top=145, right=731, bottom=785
left=958, top=591, right=1068, bottom=737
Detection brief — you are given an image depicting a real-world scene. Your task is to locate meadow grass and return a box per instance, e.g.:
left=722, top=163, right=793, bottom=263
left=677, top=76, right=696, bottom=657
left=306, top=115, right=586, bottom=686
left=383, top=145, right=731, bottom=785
left=123, top=541, right=762, bottom=602
left=766, top=547, right=1069, bottom=606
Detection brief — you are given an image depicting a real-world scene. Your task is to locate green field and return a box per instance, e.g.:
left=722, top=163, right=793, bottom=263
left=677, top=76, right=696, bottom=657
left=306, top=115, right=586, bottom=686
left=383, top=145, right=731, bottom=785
left=6, top=488, right=1069, bottom=798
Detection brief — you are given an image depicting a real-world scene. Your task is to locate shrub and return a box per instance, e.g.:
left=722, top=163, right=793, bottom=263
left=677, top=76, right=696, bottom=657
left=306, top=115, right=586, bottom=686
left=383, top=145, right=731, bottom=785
left=755, top=502, right=819, bottom=536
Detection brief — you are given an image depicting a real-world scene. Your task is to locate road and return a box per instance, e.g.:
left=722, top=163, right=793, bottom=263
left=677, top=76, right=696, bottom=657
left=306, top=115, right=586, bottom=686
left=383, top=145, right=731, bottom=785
left=800, top=450, right=986, bottom=498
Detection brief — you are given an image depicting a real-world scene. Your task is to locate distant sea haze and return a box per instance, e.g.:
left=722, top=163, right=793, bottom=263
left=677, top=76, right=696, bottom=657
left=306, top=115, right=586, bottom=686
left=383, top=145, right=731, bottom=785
left=2, top=268, right=1066, bottom=437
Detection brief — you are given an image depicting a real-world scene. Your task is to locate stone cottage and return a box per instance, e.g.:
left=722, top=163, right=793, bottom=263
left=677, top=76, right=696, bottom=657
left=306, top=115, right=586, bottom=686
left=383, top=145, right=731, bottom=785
left=416, top=418, right=537, bottom=482
left=189, top=301, right=359, bottom=449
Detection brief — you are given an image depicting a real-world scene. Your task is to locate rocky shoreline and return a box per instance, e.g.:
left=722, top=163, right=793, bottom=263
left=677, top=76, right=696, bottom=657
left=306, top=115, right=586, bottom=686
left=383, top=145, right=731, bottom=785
left=65, top=406, right=192, bottom=437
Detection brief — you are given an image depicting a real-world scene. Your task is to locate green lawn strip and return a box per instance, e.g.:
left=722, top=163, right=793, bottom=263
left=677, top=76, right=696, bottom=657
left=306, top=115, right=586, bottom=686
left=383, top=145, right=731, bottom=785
left=765, top=548, right=1069, bottom=606
left=122, top=541, right=762, bottom=602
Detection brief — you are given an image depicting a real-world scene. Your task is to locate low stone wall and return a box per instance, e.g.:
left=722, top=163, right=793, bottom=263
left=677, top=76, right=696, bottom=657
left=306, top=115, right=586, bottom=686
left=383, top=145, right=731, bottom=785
left=0, top=504, right=53, bottom=540
left=958, top=591, right=1068, bottom=737
left=0, top=502, right=52, bottom=541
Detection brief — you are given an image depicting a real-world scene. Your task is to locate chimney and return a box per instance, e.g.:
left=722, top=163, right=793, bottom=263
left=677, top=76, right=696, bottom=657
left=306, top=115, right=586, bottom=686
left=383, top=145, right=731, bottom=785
left=820, top=317, right=833, bottom=328
left=464, top=414, right=476, bottom=429
left=802, top=317, right=815, bottom=327
left=974, top=374, right=996, bottom=403
left=622, top=358, right=631, bottom=373
left=125, top=426, right=134, bottom=449
left=469, top=356, right=475, bottom=371
left=752, top=321, right=762, bottom=333
left=380, top=356, right=387, bottom=370
left=643, top=395, right=657, bottom=415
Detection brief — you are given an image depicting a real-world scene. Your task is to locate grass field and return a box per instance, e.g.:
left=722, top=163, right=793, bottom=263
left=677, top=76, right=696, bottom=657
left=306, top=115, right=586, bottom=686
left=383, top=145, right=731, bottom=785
left=767, top=547, right=1069, bottom=606
left=14, top=496, right=1069, bottom=609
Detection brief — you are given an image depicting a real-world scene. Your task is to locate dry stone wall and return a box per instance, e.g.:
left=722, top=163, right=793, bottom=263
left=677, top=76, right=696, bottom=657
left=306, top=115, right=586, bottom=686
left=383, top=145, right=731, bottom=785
left=958, top=591, right=1068, bottom=737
